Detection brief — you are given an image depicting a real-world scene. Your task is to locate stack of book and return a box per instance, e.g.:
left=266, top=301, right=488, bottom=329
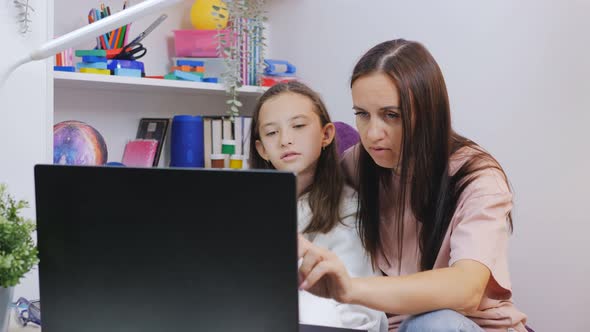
left=164, top=59, right=220, bottom=83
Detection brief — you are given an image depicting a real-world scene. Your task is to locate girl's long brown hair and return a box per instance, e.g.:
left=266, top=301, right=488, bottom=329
left=249, top=81, right=344, bottom=234
left=351, top=39, right=513, bottom=270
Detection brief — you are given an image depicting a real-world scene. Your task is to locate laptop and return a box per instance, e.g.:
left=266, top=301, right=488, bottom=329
left=35, top=165, right=303, bottom=332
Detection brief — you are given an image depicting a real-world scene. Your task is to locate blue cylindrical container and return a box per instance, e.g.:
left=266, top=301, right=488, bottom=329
left=170, top=115, right=204, bottom=167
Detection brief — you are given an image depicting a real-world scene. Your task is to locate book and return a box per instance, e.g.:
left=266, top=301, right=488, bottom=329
left=136, top=118, right=169, bottom=167
left=222, top=117, right=232, bottom=140
left=122, top=139, right=159, bottom=167
left=203, top=117, right=213, bottom=168
left=234, top=116, right=243, bottom=156
left=211, top=118, right=222, bottom=155
left=242, top=117, right=252, bottom=169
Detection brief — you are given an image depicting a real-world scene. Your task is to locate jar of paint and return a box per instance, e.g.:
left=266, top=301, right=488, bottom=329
left=229, top=155, right=243, bottom=169
left=211, top=154, right=225, bottom=168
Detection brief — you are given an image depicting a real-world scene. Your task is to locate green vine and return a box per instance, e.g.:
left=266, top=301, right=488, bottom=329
left=216, top=0, right=267, bottom=119
left=14, top=0, right=35, bottom=34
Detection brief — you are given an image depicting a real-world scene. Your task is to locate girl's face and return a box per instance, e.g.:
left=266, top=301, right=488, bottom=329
left=255, top=92, right=335, bottom=175
left=352, top=72, right=403, bottom=169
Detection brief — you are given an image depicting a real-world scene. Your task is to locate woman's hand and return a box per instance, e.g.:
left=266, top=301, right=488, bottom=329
left=298, top=234, right=355, bottom=303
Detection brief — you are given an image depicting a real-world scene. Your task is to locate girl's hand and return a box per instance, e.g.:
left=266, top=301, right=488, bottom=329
left=297, top=234, right=354, bottom=303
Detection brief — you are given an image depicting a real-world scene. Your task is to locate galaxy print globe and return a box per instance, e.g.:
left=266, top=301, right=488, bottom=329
left=53, top=121, right=108, bottom=165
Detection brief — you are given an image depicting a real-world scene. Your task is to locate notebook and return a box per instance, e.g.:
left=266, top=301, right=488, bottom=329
left=121, top=139, right=158, bottom=167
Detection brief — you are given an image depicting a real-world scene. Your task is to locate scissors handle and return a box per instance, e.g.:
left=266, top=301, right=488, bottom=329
left=129, top=45, right=147, bottom=60
left=113, top=42, right=146, bottom=60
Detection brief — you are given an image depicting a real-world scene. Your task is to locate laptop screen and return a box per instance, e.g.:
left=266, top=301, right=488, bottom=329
left=35, top=165, right=298, bottom=332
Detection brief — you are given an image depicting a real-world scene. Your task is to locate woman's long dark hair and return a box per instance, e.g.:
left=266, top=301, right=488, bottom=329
left=249, top=81, right=344, bottom=234
left=351, top=39, right=513, bottom=271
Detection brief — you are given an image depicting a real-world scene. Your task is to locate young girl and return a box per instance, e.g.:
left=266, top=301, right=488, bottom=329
left=249, top=81, right=386, bottom=332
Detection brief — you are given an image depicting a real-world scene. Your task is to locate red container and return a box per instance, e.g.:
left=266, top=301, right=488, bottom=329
left=173, top=29, right=229, bottom=57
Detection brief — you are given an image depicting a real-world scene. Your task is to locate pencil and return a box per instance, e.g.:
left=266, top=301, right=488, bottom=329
left=108, top=28, right=116, bottom=49
left=114, top=28, right=122, bottom=50
left=122, top=1, right=129, bottom=46
left=117, top=26, right=126, bottom=48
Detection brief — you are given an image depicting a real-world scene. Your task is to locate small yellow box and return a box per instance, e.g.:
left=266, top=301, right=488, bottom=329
left=80, top=68, right=111, bottom=75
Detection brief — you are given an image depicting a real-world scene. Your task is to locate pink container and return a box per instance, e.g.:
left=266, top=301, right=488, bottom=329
left=174, top=29, right=229, bottom=57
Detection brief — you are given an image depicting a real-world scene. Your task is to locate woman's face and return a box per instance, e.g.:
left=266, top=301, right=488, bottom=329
left=351, top=72, right=403, bottom=169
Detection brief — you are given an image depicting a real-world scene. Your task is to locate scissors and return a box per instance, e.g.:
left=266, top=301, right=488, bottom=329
left=114, top=14, right=168, bottom=60
left=114, top=39, right=147, bottom=60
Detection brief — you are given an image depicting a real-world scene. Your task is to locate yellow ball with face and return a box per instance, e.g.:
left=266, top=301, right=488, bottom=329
left=190, top=0, right=228, bottom=30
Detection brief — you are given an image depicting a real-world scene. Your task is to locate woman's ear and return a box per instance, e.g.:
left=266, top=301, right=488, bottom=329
left=321, top=123, right=336, bottom=148
left=255, top=140, right=269, bottom=161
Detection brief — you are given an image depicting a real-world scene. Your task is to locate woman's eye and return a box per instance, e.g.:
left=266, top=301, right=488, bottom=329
left=293, top=124, right=306, bottom=129
left=386, top=112, right=400, bottom=119
left=265, top=131, right=277, bottom=136
left=354, top=111, right=369, bottom=118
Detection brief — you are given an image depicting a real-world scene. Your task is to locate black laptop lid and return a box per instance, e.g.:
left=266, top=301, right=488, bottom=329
left=34, top=165, right=298, bottom=332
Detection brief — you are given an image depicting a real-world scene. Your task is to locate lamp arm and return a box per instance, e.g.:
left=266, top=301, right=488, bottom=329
left=0, top=55, right=31, bottom=89
left=1, top=0, right=181, bottom=89
left=31, top=0, right=182, bottom=61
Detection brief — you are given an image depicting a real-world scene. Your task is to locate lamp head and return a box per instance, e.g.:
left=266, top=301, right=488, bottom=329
left=1, top=0, right=182, bottom=88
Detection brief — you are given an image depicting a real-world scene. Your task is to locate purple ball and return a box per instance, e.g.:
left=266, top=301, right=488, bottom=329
left=334, top=121, right=360, bottom=157
left=53, top=121, right=108, bottom=165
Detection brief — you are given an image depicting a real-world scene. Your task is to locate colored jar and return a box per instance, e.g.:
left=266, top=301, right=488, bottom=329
left=211, top=154, right=225, bottom=169
left=229, top=155, right=243, bottom=169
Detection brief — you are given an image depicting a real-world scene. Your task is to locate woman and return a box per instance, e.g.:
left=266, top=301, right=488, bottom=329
left=298, top=39, right=527, bottom=332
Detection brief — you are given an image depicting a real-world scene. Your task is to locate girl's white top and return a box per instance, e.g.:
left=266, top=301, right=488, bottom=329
left=298, top=185, right=387, bottom=332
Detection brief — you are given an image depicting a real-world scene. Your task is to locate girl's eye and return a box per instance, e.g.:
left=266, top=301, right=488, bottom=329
left=293, top=124, right=306, bottom=129
left=354, top=111, right=369, bottom=118
left=265, top=131, right=277, bottom=136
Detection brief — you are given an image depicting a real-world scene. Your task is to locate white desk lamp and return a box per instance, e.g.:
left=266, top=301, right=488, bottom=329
left=0, top=0, right=182, bottom=88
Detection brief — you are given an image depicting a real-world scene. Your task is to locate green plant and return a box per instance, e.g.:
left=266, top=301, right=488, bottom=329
left=0, top=184, right=38, bottom=288
left=216, top=0, right=267, bottom=119
left=13, top=0, right=35, bottom=34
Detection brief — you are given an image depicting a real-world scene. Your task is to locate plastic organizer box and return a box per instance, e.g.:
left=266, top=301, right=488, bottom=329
left=173, top=29, right=229, bottom=57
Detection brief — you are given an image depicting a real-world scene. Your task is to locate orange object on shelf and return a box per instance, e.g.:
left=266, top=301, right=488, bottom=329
left=170, top=65, right=195, bottom=72
left=105, top=48, right=123, bottom=59
left=261, top=76, right=297, bottom=87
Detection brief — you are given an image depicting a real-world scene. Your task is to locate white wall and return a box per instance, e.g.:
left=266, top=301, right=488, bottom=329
left=0, top=0, right=53, bottom=300
left=268, top=1, right=590, bottom=330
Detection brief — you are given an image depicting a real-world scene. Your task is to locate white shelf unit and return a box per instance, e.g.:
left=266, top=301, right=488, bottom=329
left=52, top=0, right=270, bottom=168
left=54, top=72, right=265, bottom=168
left=51, top=0, right=272, bottom=168
left=54, top=71, right=267, bottom=96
